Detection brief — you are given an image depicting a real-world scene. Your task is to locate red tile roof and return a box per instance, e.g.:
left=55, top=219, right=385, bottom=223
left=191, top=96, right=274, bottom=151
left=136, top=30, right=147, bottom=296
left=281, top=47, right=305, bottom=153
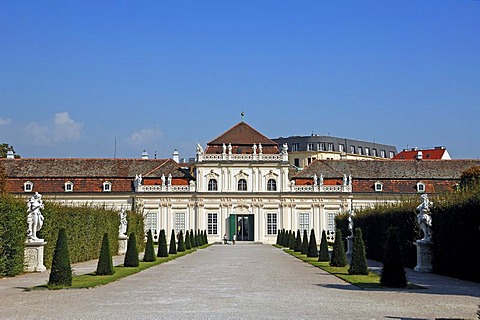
left=206, top=122, right=279, bottom=154
left=392, top=148, right=449, bottom=160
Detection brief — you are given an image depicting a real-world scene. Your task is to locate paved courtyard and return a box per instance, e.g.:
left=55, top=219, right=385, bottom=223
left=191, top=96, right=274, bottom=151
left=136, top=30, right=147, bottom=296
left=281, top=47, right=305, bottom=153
left=0, top=244, right=479, bottom=319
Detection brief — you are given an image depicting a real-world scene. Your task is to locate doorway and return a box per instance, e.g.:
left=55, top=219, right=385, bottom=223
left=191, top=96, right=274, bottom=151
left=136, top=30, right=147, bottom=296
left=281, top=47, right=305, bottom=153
left=228, top=214, right=254, bottom=241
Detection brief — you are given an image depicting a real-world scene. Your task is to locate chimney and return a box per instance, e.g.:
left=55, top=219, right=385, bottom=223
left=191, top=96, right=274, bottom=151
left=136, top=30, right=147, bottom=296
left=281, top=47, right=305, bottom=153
left=172, top=149, right=180, bottom=163
left=6, top=150, right=14, bottom=159
left=416, top=150, right=423, bottom=160
left=141, top=150, right=149, bottom=160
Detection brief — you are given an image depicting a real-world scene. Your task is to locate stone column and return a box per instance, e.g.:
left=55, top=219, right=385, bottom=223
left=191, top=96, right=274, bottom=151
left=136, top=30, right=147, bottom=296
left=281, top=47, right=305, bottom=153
left=24, top=240, right=47, bottom=272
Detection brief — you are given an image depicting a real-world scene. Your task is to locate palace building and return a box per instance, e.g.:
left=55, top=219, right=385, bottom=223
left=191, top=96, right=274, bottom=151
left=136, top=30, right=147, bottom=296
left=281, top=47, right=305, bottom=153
left=2, top=121, right=479, bottom=244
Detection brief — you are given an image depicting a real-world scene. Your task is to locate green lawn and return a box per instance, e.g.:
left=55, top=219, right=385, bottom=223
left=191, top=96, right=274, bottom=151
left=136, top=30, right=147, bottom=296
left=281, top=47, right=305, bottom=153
left=34, top=245, right=210, bottom=290
left=280, top=247, right=421, bottom=290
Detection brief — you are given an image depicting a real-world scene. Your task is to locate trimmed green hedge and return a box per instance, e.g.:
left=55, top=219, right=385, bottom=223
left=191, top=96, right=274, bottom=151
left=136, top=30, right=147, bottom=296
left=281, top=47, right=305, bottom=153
left=336, top=199, right=419, bottom=269
left=0, top=195, right=145, bottom=276
left=432, top=187, right=480, bottom=282
left=0, top=195, right=26, bottom=276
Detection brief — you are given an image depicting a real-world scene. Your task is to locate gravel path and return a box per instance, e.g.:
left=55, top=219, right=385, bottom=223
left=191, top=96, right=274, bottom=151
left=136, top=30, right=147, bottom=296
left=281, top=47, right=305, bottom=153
left=0, top=244, right=479, bottom=319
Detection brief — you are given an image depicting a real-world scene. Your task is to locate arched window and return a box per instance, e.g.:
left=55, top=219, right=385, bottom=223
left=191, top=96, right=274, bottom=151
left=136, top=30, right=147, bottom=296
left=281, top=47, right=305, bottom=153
left=417, top=182, right=425, bottom=193
left=208, top=179, right=218, bottom=191
left=64, top=181, right=74, bottom=192
left=103, top=181, right=112, bottom=192
left=267, top=179, right=277, bottom=191
left=238, top=179, right=247, bottom=191
left=374, top=181, right=383, bottom=192
left=24, top=181, right=33, bottom=192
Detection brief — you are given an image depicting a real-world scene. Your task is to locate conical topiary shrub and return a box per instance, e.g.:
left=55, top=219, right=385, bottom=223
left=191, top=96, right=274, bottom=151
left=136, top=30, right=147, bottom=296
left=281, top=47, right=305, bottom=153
left=330, top=229, right=347, bottom=267
left=196, top=229, right=201, bottom=247
left=348, top=228, right=368, bottom=275
left=380, top=228, right=407, bottom=288
left=143, top=229, right=156, bottom=262
left=185, top=229, right=191, bottom=250
left=203, top=230, right=208, bottom=245
left=191, top=229, right=197, bottom=248
left=318, top=230, right=330, bottom=262
left=169, top=230, right=177, bottom=254
left=289, top=230, right=296, bottom=250
left=294, top=230, right=302, bottom=252
left=96, top=233, right=114, bottom=275
left=48, top=228, right=72, bottom=286
left=301, top=229, right=309, bottom=254
left=157, top=229, right=168, bottom=257
left=307, top=229, right=319, bottom=258
left=177, top=230, right=186, bottom=252
left=124, top=232, right=139, bottom=267
left=276, top=229, right=281, bottom=245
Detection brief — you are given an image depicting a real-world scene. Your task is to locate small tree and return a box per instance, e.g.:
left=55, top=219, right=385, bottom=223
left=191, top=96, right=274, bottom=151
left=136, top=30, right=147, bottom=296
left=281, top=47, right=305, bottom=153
left=196, top=229, right=201, bottom=246
left=301, top=229, right=309, bottom=254
left=307, top=229, right=319, bottom=258
left=48, top=228, right=72, bottom=286
left=380, top=228, right=407, bottom=288
left=169, top=230, right=177, bottom=254
left=143, top=229, right=156, bottom=262
left=294, top=230, right=302, bottom=252
left=330, top=230, right=347, bottom=267
left=96, top=233, right=114, bottom=275
left=124, top=232, right=139, bottom=267
left=276, top=229, right=281, bottom=245
left=318, top=230, right=330, bottom=262
left=177, top=230, right=186, bottom=252
left=185, top=230, right=191, bottom=250
left=348, top=228, right=368, bottom=275
left=157, top=229, right=168, bottom=257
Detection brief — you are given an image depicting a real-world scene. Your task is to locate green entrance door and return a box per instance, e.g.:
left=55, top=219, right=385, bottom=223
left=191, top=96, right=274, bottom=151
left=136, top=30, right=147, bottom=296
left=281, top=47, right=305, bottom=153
left=229, top=214, right=254, bottom=241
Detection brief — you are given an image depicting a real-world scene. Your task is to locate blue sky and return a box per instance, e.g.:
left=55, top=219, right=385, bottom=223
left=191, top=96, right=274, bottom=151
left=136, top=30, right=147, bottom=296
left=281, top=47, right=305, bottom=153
left=1, top=1, right=479, bottom=159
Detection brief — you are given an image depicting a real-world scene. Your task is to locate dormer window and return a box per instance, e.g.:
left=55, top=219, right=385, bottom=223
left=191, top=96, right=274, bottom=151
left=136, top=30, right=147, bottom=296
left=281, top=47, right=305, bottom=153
left=65, top=181, right=74, bottom=192
left=24, top=181, right=33, bottom=192
left=374, top=181, right=383, bottom=192
left=103, top=181, right=112, bottom=192
left=417, top=182, right=425, bottom=193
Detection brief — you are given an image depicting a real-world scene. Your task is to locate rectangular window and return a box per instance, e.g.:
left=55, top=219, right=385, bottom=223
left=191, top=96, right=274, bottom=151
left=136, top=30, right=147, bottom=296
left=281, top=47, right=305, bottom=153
left=389, top=151, right=395, bottom=158
left=175, top=213, right=185, bottom=232
left=358, top=147, right=363, bottom=155
left=327, top=212, right=337, bottom=233
left=294, top=158, right=300, bottom=167
left=365, top=147, right=370, bottom=156
left=350, top=146, right=355, bottom=154
left=307, top=143, right=315, bottom=151
left=145, top=212, right=157, bottom=233
left=380, top=150, right=386, bottom=158
left=299, top=213, right=310, bottom=233
left=327, top=143, right=334, bottom=151
left=372, top=148, right=378, bottom=157
left=339, top=144, right=345, bottom=152
left=307, top=157, right=312, bottom=165
left=207, top=213, right=218, bottom=235
left=318, top=143, right=325, bottom=151
left=292, top=143, right=299, bottom=152
left=267, top=213, right=277, bottom=235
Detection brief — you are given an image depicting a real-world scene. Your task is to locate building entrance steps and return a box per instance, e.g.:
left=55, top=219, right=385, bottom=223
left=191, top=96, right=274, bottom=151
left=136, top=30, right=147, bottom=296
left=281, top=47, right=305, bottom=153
left=0, top=245, right=479, bottom=319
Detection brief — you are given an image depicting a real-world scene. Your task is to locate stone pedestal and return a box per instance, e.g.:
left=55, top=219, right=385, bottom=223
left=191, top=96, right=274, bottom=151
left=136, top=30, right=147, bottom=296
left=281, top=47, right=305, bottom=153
left=118, top=235, right=128, bottom=255
left=414, top=240, right=433, bottom=272
left=24, top=240, right=47, bottom=272
left=346, top=235, right=354, bottom=255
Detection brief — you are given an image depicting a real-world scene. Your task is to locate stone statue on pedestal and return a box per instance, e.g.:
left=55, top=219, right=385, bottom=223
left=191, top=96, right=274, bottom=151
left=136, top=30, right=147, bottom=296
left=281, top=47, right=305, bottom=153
left=416, top=194, right=433, bottom=242
left=27, top=192, right=44, bottom=242
left=119, top=208, right=128, bottom=237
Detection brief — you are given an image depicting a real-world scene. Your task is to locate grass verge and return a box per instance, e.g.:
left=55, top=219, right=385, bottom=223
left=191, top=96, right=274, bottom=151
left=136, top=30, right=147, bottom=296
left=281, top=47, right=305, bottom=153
left=32, top=244, right=211, bottom=290
left=281, top=247, right=421, bottom=290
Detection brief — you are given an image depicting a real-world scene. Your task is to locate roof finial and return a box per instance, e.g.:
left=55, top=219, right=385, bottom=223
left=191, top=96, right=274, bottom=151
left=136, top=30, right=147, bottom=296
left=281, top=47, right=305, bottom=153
left=241, top=111, right=245, bottom=122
